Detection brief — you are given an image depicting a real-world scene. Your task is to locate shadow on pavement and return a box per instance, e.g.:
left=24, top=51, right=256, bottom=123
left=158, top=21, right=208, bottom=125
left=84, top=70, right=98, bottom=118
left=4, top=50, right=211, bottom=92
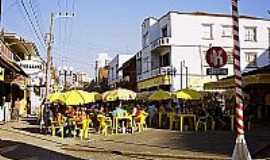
left=0, top=139, right=84, bottom=160
left=14, top=127, right=41, bottom=134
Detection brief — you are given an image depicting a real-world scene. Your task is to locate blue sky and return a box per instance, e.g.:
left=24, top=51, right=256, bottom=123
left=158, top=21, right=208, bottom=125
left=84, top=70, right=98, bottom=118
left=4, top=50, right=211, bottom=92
left=2, top=0, right=270, bottom=78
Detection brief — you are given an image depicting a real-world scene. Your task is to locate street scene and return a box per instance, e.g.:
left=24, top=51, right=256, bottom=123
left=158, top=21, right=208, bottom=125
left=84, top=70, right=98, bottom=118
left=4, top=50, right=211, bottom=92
left=0, top=0, right=270, bottom=160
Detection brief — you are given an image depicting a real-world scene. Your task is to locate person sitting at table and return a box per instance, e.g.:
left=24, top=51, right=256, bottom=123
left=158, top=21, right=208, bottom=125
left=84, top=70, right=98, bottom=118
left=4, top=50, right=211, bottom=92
left=135, top=107, right=149, bottom=131
left=56, top=113, right=64, bottom=135
left=112, top=105, right=128, bottom=132
left=112, top=106, right=127, bottom=117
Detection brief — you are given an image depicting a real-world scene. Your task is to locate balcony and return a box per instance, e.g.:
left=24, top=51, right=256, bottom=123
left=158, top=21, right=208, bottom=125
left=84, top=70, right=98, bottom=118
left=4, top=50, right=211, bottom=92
left=151, top=37, right=172, bottom=51
left=151, top=66, right=173, bottom=77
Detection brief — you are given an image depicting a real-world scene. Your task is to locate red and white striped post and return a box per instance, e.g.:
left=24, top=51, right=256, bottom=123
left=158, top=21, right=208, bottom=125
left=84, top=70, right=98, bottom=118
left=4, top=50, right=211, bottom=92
left=231, top=0, right=251, bottom=159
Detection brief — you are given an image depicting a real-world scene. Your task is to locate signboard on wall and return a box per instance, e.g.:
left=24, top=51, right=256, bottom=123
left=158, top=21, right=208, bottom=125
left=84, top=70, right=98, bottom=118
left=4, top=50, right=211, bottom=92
left=206, top=68, right=228, bottom=75
left=0, top=67, right=4, bottom=81
left=17, top=59, right=43, bottom=76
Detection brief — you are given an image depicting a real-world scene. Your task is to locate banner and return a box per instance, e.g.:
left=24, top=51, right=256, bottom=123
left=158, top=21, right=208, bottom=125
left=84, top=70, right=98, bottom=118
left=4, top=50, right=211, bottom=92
left=0, top=67, right=4, bottom=81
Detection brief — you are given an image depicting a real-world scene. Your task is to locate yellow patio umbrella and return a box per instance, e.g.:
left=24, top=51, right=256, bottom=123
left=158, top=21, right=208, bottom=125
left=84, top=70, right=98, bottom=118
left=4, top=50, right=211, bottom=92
left=174, top=89, right=201, bottom=100
left=48, top=92, right=66, bottom=103
left=136, top=91, right=154, bottom=100
left=87, top=91, right=102, bottom=102
left=148, top=90, right=172, bottom=101
left=64, top=90, right=97, bottom=105
left=102, top=88, right=136, bottom=102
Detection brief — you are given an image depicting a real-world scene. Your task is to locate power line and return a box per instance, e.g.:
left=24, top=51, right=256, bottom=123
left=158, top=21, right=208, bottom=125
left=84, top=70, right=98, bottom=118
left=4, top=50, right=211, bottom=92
left=19, top=0, right=46, bottom=50
left=28, top=0, right=45, bottom=43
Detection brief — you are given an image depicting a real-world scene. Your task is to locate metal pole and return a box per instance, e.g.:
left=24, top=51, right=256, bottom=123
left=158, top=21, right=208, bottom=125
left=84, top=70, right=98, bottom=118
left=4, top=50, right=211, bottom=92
left=231, top=0, right=251, bottom=159
left=180, top=61, right=182, bottom=90
left=45, top=13, right=54, bottom=98
left=185, top=66, right=188, bottom=89
left=64, top=70, right=67, bottom=90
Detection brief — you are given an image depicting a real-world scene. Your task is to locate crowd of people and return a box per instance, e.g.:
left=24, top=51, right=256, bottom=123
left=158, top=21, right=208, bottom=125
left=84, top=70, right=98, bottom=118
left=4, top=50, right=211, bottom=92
left=38, top=91, right=263, bottom=138
left=40, top=101, right=150, bottom=137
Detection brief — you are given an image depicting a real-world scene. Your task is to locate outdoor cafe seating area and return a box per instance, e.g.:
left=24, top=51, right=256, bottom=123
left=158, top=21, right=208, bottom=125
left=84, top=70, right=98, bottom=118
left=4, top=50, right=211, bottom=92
left=41, top=88, right=244, bottom=140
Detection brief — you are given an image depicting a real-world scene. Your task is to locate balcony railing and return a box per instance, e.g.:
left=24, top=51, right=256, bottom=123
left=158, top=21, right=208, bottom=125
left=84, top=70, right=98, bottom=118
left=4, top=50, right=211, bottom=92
left=151, top=37, right=171, bottom=51
left=0, top=40, right=14, bottom=61
left=151, top=66, right=173, bottom=77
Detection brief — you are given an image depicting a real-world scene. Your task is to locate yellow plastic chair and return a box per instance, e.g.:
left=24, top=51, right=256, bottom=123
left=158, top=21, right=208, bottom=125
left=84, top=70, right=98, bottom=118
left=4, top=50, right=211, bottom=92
left=79, top=118, right=91, bottom=140
left=195, top=115, right=215, bottom=132
left=50, top=118, right=64, bottom=139
left=168, top=112, right=177, bottom=130
left=136, top=111, right=149, bottom=133
left=97, top=114, right=109, bottom=136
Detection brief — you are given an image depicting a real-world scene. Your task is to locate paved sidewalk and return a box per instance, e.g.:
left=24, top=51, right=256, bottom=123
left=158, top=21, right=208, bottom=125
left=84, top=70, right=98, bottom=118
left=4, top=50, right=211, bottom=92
left=0, top=118, right=269, bottom=159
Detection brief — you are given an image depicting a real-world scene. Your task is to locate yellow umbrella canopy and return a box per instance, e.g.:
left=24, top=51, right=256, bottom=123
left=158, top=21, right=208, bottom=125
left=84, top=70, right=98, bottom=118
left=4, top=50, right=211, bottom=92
left=148, top=90, right=172, bottom=101
left=136, top=91, right=154, bottom=100
left=65, top=90, right=97, bottom=105
left=48, top=92, right=66, bottom=103
left=102, top=88, right=136, bottom=102
left=87, top=91, right=102, bottom=102
left=174, top=89, right=201, bottom=100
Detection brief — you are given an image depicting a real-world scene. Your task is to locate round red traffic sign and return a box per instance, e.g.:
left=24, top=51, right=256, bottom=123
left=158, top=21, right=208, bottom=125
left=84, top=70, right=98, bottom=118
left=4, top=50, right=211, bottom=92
left=206, top=47, right=227, bottom=68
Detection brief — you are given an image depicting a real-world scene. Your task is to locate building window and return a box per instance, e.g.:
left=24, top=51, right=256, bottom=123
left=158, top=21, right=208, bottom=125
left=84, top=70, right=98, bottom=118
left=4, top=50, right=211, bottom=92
left=143, top=31, right=149, bottom=48
left=161, top=25, right=168, bottom=37
left=137, top=58, right=142, bottom=75
left=111, top=67, right=114, bottom=80
left=227, top=51, right=234, bottom=64
left=143, top=56, right=149, bottom=72
left=222, top=25, right=232, bottom=38
left=202, top=24, right=213, bottom=40
left=245, top=27, right=257, bottom=42
left=245, top=52, right=257, bottom=67
left=160, top=53, right=170, bottom=67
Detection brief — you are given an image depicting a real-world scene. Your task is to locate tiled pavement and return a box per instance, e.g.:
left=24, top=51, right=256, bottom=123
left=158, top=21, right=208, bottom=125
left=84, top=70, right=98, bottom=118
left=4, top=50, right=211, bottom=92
left=0, top=118, right=269, bottom=160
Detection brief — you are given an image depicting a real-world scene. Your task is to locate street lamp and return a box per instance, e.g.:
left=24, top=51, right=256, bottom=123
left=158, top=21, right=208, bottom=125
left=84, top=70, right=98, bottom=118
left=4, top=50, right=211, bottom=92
left=58, top=66, right=73, bottom=90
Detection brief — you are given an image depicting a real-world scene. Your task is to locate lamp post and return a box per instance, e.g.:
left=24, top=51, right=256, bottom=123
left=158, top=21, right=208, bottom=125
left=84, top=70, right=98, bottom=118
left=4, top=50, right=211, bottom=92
left=58, top=66, right=73, bottom=91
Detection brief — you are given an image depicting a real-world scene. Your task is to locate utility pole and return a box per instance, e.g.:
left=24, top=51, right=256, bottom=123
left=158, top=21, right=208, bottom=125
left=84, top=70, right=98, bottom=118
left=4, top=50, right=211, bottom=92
left=45, top=13, right=54, bottom=98
left=45, top=12, right=74, bottom=97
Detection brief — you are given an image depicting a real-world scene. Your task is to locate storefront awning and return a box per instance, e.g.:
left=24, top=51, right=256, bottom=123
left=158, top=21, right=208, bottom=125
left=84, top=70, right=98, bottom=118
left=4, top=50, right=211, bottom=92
left=137, top=75, right=171, bottom=90
left=204, top=73, right=270, bottom=90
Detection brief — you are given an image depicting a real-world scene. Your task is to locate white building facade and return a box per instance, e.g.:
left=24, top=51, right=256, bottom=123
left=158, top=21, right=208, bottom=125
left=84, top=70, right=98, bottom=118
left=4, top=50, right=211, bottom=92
left=18, top=55, right=46, bottom=115
left=108, top=54, right=133, bottom=88
left=137, top=11, right=270, bottom=91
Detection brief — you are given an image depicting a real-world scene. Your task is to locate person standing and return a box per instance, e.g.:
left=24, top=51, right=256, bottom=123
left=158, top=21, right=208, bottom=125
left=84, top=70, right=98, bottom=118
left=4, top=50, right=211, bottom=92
left=14, top=98, right=20, bottom=121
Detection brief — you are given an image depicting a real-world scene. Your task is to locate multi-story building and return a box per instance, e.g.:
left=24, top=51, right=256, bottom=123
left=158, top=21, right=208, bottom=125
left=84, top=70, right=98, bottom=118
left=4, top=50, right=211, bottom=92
left=108, top=54, right=133, bottom=88
left=119, top=55, right=137, bottom=91
left=0, top=32, right=44, bottom=119
left=95, top=53, right=111, bottom=82
left=136, top=11, right=270, bottom=91
left=76, top=71, right=91, bottom=87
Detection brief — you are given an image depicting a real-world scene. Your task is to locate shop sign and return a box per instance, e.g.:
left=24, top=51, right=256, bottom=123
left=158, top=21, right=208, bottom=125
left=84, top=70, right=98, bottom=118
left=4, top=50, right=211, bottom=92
left=0, top=67, right=4, bottom=81
left=206, top=68, right=228, bottom=75
left=17, top=59, right=43, bottom=75
left=206, top=47, right=227, bottom=68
